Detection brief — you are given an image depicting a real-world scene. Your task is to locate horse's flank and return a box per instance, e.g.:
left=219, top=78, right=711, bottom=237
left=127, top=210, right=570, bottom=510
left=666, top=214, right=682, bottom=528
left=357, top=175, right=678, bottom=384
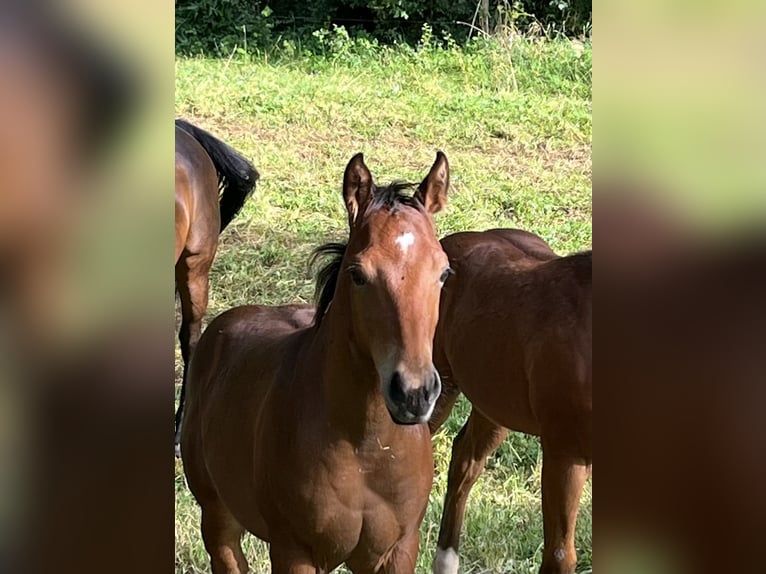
left=436, top=229, right=591, bottom=438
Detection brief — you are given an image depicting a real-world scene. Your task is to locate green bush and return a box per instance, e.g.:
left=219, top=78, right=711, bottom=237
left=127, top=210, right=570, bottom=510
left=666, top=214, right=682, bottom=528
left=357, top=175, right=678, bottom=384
left=175, top=0, right=592, bottom=56
left=175, top=0, right=274, bottom=54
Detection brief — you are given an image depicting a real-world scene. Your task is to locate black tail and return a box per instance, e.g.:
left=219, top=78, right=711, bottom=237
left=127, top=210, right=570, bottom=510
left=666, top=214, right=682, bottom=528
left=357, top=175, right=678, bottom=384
left=175, top=119, right=259, bottom=231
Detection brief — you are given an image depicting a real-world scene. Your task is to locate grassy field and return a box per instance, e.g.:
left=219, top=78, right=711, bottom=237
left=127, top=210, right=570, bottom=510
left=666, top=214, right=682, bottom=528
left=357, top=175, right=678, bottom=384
left=175, top=30, right=591, bottom=574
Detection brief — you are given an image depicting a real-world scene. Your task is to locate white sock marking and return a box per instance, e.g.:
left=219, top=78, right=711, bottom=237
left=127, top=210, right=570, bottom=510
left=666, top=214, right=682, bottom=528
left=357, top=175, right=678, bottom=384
left=433, top=547, right=459, bottom=574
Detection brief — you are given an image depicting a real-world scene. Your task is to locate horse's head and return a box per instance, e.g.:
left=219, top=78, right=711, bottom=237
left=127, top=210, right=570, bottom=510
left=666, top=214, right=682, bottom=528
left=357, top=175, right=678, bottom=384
left=339, top=152, right=450, bottom=424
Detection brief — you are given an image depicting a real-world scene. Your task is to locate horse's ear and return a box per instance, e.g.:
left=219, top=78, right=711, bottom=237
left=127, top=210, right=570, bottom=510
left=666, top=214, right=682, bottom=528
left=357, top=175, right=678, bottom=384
left=415, top=151, right=449, bottom=214
left=343, top=153, right=374, bottom=227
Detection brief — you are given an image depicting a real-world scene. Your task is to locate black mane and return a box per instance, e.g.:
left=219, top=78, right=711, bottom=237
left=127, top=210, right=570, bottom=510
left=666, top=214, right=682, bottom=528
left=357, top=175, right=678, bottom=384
left=310, top=182, right=423, bottom=325
left=309, top=242, right=347, bottom=326
left=367, top=181, right=421, bottom=211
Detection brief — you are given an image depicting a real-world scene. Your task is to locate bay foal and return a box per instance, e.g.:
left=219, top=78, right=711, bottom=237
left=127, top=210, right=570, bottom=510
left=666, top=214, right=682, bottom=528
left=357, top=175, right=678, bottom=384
left=182, top=153, right=451, bottom=574
left=428, top=229, right=592, bottom=574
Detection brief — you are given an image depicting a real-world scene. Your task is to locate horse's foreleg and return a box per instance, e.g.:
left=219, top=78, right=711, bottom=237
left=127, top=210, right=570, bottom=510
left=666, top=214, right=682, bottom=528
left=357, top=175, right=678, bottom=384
left=432, top=408, right=508, bottom=574
left=428, top=346, right=460, bottom=435
left=539, top=441, right=590, bottom=574
left=346, top=532, right=419, bottom=574
left=381, top=533, right=419, bottom=574
left=427, top=375, right=460, bottom=435
left=269, top=540, right=319, bottom=574
left=201, top=500, right=249, bottom=574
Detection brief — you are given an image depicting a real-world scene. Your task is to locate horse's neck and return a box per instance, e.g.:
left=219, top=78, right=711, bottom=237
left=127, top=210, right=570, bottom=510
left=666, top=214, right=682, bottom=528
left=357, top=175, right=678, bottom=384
left=313, top=310, right=395, bottom=444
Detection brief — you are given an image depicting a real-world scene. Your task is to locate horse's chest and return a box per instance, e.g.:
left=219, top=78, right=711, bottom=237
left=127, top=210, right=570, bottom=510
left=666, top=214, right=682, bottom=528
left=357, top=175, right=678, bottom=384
left=263, top=445, right=426, bottom=565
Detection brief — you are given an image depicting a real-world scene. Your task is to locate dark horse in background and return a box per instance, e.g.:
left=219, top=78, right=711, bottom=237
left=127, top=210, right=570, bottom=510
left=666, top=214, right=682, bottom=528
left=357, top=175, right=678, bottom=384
left=428, top=229, right=592, bottom=574
left=174, top=119, right=259, bottom=453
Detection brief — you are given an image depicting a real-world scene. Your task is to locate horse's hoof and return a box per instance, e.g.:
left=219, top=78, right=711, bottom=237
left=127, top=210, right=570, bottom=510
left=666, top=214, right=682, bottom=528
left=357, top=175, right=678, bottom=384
left=174, top=443, right=181, bottom=458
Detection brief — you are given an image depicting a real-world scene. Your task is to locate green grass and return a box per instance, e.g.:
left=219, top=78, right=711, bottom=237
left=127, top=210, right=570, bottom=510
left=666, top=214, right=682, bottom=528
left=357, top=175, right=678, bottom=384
left=175, top=32, right=591, bottom=574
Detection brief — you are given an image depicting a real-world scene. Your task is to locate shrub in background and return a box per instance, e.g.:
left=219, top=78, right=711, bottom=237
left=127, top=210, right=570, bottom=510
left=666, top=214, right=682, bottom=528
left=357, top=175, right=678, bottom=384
left=175, top=0, right=274, bottom=54
left=175, top=0, right=592, bottom=56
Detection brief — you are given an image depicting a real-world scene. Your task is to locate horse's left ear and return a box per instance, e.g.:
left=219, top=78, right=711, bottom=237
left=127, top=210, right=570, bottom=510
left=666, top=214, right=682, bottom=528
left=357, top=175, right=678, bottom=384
left=415, top=151, right=449, bottom=214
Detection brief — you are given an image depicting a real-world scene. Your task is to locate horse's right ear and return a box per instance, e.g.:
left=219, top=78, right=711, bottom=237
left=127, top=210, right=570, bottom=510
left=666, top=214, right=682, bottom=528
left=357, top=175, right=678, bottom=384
left=343, top=153, right=374, bottom=227
left=415, top=151, right=449, bottom=214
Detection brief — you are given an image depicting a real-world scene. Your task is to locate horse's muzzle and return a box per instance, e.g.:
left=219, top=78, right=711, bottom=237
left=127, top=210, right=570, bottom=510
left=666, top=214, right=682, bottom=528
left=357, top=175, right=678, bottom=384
left=385, top=368, right=441, bottom=425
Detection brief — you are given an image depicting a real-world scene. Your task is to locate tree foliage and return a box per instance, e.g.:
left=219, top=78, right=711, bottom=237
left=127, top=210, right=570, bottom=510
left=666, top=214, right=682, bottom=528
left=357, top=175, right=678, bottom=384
left=175, top=0, right=592, bottom=55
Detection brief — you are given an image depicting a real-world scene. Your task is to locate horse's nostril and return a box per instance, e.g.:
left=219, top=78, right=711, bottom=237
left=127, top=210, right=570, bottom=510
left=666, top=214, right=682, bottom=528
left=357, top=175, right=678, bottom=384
left=389, top=371, right=406, bottom=403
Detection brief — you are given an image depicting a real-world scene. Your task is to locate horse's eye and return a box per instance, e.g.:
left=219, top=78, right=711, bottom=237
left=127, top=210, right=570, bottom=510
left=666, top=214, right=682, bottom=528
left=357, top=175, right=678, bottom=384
left=350, top=267, right=367, bottom=286
left=439, top=268, right=451, bottom=283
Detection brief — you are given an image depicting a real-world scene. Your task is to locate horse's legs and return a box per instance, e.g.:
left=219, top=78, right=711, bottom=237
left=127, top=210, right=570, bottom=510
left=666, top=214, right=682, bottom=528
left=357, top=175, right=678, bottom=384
left=432, top=408, right=508, bottom=574
left=183, top=404, right=246, bottom=574
left=174, top=255, right=210, bottom=454
left=200, top=500, right=249, bottom=574
left=539, top=441, right=590, bottom=574
left=428, top=376, right=461, bottom=435
left=269, top=540, right=318, bottom=574
left=347, top=532, right=419, bottom=574
left=380, top=533, right=419, bottom=574
left=429, top=345, right=460, bottom=435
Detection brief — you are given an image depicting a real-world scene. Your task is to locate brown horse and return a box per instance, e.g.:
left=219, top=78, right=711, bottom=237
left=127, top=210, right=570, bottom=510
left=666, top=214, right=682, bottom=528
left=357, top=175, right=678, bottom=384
left=181, top=152, right=451, bottom=574
left=174, top=119, right=259, bottom=452
left=427, top=229, right=592, bottom=574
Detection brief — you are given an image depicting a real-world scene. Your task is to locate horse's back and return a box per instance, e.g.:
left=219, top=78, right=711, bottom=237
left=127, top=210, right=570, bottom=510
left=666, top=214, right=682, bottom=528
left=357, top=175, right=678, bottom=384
left=438, top=228, right=561, bottom=342
left=441, top=228, right=557, bottom=269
